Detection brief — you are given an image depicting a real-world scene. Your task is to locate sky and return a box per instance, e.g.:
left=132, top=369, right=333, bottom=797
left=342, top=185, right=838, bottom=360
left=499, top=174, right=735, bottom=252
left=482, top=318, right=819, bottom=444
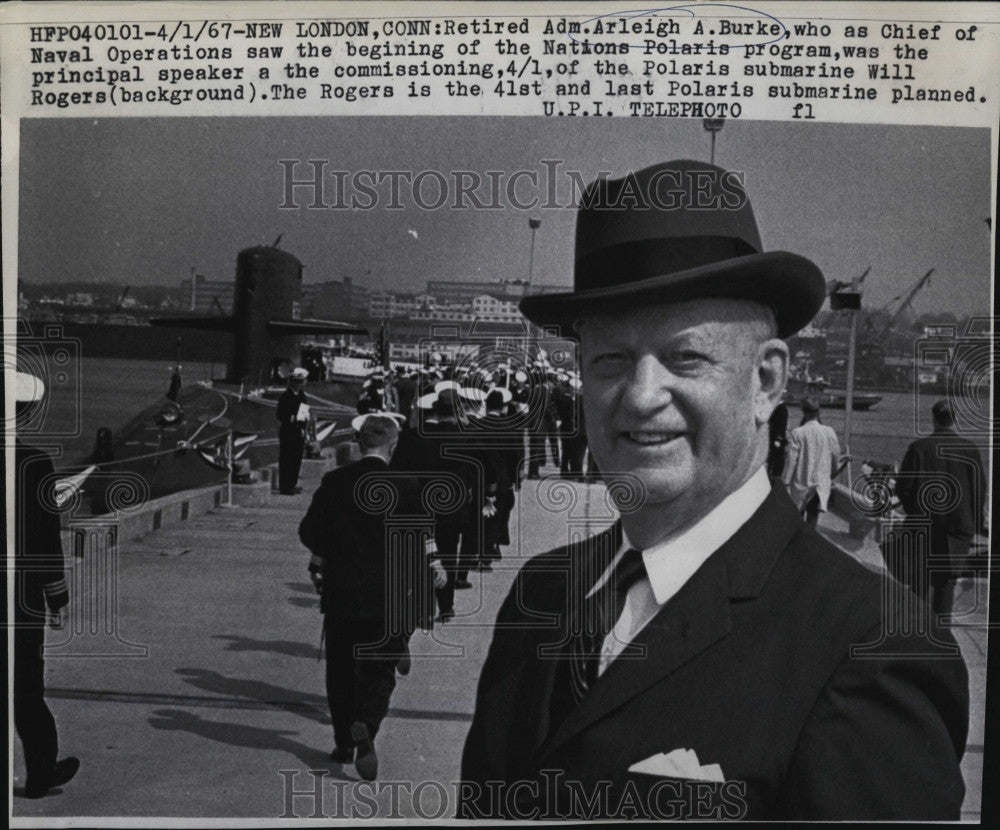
left=16, top=117, right=994, bottom=317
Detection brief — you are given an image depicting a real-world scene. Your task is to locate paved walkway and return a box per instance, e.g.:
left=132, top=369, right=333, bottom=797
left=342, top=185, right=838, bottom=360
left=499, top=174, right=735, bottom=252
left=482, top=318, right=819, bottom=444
left=12, top=473, right=987, bottom=820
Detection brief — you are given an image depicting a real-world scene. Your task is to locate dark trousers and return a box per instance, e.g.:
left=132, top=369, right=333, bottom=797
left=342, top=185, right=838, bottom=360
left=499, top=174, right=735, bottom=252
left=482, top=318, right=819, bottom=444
left=278, top=431, right=305, bottom=493
left=882, top=523, right=972, bottom=618
left=560, top=434, right=587, bottom=479
left=527, top=431, right=559, bottom=477
left=435, top=522, right=476, bottom=612
left=325, top=616, right=403, bottom=749
left=929, top=527, right=972, bottom=616
left=803, top=493, right=821, bottom=526
left=14, top=625, right=59, bottom=783
left=484, top=489, right=515, bottom=553
left=767, top=446, right=787, bottom=479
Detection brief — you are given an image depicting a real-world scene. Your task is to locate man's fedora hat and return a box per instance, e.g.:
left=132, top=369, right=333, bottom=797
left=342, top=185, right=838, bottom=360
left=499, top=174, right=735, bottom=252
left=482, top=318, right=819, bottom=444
left=519, top=159, right=826, bottom=339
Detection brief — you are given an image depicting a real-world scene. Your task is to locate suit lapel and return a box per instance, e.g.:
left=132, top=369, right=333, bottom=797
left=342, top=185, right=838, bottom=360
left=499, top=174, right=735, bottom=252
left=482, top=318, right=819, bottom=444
left=503, top=525, right=621, bottom=771
left=536, top=485, right=803, bottom=762
left=539, top=548, right=732, bottom=760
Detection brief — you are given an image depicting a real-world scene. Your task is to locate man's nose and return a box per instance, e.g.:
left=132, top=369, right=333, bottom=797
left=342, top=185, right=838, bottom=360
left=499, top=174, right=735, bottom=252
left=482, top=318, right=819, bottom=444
left=621, top=355, right=671, bottom=415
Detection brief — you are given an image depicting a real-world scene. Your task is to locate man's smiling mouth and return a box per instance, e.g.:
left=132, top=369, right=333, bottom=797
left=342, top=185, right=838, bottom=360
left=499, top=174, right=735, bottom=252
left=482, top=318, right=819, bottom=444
left=622, top=431, right=683, bottom=446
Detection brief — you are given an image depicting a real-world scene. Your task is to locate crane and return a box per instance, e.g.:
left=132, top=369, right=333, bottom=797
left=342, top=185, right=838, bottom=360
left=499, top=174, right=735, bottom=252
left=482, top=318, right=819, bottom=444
left=886, top=268, right=934, bottom=330
left=827, top=266, right=871, bottom=296
left=115, top=285, right=131, bottom=312
left=860, top=268, right=935, bottom=346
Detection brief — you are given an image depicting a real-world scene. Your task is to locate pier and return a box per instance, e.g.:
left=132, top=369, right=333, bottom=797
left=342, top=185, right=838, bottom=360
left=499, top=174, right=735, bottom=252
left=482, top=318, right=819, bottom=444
left=14, top=463, right=987, bottom=820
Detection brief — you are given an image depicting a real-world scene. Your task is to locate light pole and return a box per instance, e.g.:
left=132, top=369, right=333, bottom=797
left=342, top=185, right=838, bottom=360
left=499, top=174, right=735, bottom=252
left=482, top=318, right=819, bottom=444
left=527, top=217, right=541, bottom=290
left=703, top=118, right=725, bottom=165
left=830, top=283, right=862, bottom=484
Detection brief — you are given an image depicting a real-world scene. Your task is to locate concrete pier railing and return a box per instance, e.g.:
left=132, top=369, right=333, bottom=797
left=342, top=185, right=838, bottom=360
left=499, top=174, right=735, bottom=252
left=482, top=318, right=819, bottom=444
left=60, top=442, right=358, bottom=553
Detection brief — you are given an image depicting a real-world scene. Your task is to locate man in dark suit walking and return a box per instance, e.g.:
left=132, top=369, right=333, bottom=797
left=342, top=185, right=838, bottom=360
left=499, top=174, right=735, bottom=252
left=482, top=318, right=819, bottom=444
left=299, top=413, right=444, bottom=780
left=460, top=161, right=969, bottom=820
left=895, top=399, right=987, bottom=616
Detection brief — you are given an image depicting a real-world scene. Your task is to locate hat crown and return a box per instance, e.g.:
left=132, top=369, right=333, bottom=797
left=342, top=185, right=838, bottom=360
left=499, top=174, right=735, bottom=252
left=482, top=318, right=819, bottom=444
left=518, top=157, right=827, bottom=340
left=16, top=371, right=45, bottom=403
left=575, top=160, right=763, bottom=292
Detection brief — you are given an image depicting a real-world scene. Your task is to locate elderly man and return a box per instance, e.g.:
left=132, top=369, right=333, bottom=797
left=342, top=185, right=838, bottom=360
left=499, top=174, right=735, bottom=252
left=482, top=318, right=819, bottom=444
left=459, top=161, right=968, bottom=820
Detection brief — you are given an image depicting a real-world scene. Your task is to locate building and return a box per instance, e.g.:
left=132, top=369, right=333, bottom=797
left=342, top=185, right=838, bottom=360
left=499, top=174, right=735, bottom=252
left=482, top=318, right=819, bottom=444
left=300, top=277, right=370, bottom=320
left=470, top=294, right=522, bottom=322
left=426, top=278, right=567, bottom=305
left=180, top=274, right=235, bottom=315
left=65, top=291, right=95, bottom=307
left=369, top=291, right=419, bottom=318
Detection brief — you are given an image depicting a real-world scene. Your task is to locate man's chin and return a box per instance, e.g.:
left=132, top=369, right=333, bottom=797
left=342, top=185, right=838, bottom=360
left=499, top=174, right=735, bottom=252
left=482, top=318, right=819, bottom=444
left=603, top=468, right=691, bottom=513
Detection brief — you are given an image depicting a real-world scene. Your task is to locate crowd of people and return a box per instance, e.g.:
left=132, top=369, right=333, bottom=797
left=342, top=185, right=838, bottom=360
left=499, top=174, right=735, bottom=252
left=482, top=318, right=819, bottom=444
left=296, top=351, right=595, bottom=780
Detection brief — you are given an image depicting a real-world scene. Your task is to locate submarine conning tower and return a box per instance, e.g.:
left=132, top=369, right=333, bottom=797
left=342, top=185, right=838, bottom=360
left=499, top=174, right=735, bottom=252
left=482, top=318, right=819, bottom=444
left=228, top=245, right=303, bottom=385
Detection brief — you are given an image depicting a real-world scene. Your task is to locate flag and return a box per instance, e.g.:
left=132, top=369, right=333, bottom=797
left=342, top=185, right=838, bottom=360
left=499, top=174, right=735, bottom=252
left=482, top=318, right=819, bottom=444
left=196, top=431, right=257, bottom=472
left=314, top=419, right=339, bottom=443
left=54, top=465, right=96, bottom=507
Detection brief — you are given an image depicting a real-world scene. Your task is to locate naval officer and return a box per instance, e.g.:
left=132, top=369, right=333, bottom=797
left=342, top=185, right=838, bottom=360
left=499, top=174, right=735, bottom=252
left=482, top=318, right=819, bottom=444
left=460, top=160, right=968, bottom=820
left=14, top=372, right=81, bottom=799
left=276, top=367, right=309, bottom=494
left=299, top=412, right=444, bottom=780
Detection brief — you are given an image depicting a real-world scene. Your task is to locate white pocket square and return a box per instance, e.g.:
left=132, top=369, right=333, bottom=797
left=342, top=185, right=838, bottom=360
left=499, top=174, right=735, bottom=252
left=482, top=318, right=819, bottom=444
left=628, top=748, right=725, bottom=782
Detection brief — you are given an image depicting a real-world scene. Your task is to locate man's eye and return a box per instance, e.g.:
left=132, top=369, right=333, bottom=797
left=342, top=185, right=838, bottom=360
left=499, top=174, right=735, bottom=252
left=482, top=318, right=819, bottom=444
left=669, top=351, right=709, bottom=369
left=590, top=353, right=629, bottom=372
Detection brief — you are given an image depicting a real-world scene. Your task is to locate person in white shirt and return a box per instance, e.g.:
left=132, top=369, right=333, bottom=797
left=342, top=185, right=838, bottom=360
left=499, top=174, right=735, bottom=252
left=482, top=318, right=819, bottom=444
left=781, top=396, right=845, bottom=526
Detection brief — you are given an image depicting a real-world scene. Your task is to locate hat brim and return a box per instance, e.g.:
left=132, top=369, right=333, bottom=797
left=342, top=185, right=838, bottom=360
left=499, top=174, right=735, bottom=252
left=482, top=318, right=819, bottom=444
left=519, top=251, right=825, bottom=339
left=16, top=372, right=45, bottom=403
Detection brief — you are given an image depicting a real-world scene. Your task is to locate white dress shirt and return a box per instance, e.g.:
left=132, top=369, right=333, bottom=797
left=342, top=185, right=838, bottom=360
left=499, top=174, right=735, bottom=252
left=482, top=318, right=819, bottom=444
left=588, top=465, right=772, bottom=676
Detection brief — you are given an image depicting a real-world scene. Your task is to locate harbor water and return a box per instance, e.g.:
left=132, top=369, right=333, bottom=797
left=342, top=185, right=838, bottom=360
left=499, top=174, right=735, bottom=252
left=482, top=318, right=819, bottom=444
left=39, top=359, right=987, bottom=476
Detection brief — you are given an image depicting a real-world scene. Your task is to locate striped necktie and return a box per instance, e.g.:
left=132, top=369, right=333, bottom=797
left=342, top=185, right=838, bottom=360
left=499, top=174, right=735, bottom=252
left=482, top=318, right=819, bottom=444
left=568, top=547, right=647, bottom=703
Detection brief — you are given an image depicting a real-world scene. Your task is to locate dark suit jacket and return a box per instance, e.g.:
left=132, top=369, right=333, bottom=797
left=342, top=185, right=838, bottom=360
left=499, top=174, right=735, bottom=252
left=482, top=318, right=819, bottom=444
left=896, top=428, right=986, bottom=539
left=460, top=486, right=969, bottom=820
left=15, top=442, right=69, bottom=624
left=299, top=455, right=431, bottom=626
left=393, top=419, right=499, bottom=528
left=276, top=388, right=307, bottom=437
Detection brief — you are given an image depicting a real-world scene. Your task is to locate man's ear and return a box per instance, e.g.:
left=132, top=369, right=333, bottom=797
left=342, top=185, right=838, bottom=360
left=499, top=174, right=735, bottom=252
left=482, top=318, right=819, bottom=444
left=754, top=338, right=789, bottom=427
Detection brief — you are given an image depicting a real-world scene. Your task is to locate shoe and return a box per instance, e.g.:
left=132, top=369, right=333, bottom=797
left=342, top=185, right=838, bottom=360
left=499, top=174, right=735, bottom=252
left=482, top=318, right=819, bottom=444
left=293, top=486, right=303, bottom=494
left=436, top=609, right=455, bottom=623
left=24, top=757, right=80, bottom=799
left=330, top=745, right=354, bottom=764
left=455, top=579, right=473, bottom=589
left=397, top=645, right=411, bottom=676
left=351, top=721, right=378, bottom=781
left=477, top=561, right=493, bottom=573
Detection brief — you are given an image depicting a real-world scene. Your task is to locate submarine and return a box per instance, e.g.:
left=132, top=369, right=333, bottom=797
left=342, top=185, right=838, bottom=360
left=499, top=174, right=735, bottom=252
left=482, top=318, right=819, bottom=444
left=74, top=243, right=372, bottom=510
